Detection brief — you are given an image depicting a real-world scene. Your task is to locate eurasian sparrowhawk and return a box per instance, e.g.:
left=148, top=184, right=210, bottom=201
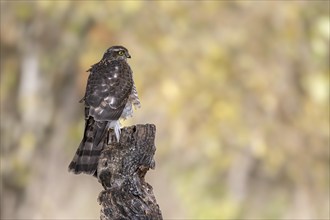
left=68, top=46, right=140, bottom=175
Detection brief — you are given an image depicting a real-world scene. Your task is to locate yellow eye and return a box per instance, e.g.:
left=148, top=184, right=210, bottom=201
left=118, top=51, right=124, bottom=56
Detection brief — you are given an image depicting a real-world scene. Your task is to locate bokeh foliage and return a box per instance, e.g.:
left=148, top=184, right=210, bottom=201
left=1, top=1, right=329, bottom=219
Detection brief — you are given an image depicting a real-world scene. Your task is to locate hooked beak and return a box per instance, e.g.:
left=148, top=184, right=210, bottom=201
left=126, top=53, right=131, bottom=59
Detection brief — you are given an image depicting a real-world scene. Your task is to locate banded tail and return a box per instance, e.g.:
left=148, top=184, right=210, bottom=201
left=68, top=117, right=108, bottom=175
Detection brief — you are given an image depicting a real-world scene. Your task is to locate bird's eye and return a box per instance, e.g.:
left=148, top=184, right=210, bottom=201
left=118, top=51, right=124, bottom=56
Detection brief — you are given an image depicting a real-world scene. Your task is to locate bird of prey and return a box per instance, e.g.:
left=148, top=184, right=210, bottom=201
left=68, top=46, right=141, bottom=176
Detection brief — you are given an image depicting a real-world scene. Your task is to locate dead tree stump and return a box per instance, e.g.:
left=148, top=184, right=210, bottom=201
left=97, top=124, right=163, bottom=220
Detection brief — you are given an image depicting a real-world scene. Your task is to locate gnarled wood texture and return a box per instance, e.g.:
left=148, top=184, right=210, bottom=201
left=97, top=124, right=162, bottom=220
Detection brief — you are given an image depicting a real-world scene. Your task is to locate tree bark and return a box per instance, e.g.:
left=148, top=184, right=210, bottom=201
left=97, top=124, right=163, bottom=220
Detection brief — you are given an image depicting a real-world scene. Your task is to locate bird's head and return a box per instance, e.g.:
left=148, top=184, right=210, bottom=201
left=102, top=46, right=131, bottom=61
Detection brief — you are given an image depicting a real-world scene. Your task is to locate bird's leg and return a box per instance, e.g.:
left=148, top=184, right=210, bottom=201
left=107, top=120, right=121, bottom=143
left=114, top=121, right=121, bottom=142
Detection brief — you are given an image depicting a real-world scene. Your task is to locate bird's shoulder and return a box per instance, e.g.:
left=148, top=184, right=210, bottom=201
left=88, top=59, right=130, bottom=76
left=84, top=59, right=133, bottom=105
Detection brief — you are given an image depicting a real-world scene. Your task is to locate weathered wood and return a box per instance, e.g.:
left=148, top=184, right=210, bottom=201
left=97, top=124, right=162, bottom=220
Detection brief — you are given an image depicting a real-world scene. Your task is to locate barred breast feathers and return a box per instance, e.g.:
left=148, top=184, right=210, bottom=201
left=120, top=83, right=141, bottom=120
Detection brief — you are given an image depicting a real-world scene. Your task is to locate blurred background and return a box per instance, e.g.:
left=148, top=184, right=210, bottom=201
left=1, top=1, right=329, bottom=219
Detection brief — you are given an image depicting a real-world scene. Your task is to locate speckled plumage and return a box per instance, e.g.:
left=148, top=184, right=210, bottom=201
left=68, top=46, right=140, bottom=175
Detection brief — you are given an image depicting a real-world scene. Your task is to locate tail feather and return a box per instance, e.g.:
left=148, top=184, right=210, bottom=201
left=68, top=117, right=108, bottom=175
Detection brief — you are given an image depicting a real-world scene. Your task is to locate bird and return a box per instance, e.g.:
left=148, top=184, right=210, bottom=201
left=68, top=45, right=141, bottom=176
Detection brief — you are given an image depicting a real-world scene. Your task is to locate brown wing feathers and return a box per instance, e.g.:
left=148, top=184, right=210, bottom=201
left=86, top=60, right=133, bottom=121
